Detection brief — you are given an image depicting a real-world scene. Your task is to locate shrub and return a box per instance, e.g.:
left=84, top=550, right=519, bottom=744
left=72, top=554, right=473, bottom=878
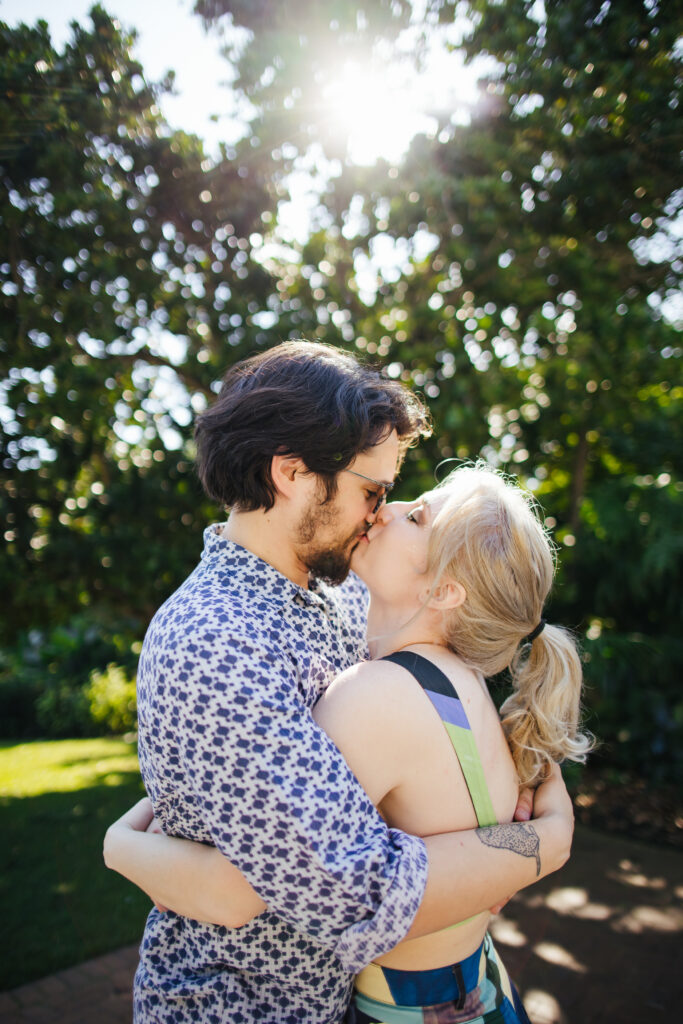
left=0, top=615, right=141, bottom=738
left=86, top=663, right=137, bottom=734
left=35, top=679, right=94, bottom=737
left=582, top=631, right=683, bottom=787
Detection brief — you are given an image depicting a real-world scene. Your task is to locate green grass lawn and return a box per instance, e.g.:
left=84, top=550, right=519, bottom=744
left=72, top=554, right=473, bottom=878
left=0, top=737, right=151, bottom=991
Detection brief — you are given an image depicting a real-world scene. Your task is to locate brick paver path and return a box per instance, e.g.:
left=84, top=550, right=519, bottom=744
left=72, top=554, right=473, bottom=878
left=2, top=825, right=681, bottom=1023
left=0, top=944, right=138, bottom=1024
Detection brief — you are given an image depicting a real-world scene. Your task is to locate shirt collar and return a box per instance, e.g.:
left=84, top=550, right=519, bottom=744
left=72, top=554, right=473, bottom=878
left=202, top=524, right=331, bottom=611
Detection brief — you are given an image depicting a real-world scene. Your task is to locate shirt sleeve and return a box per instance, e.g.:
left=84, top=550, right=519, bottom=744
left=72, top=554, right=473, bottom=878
left=167, top=617, right=428, bottom=971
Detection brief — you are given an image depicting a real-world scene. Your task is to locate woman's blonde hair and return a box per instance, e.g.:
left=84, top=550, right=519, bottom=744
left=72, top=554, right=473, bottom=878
left=427, top=463, right=593, bottom=787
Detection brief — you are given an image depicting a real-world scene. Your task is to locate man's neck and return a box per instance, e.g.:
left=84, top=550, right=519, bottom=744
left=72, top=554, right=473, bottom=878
left=220, top=509, right=310, bottom=589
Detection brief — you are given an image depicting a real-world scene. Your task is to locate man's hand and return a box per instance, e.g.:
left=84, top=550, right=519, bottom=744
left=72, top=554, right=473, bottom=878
left=487, top=766, right=573, bottom=914
left=528, top=763, right=574, bottom=872
left=513, top=787, right=534, bottom=822
left=487, top=787, right=536, bottom=912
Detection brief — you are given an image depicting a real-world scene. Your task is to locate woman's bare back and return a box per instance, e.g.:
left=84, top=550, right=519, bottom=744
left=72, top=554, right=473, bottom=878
left=313, top=643, right=520, bottom=970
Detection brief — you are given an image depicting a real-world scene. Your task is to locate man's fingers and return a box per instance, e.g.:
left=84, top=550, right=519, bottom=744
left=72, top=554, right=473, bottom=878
left=514, top=787, right=534, bottom=822
left=533, top=763, right=573, bottom=821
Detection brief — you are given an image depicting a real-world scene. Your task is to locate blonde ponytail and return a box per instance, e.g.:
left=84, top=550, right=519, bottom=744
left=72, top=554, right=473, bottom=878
left=427, top=464, right=594, bottom=788
left=500, top=623, right=593, bottom=787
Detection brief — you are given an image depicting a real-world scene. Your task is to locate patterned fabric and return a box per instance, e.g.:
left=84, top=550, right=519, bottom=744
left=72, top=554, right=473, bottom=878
left=134, top=526, right=429, bottom=1024
left=352, top=653, right=530, bottom=1024
left=351, top=935, right=531, bottom=1024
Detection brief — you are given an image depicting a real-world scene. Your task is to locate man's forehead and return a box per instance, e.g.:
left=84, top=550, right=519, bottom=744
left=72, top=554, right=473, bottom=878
left=351, top=429, right=400, bottom=482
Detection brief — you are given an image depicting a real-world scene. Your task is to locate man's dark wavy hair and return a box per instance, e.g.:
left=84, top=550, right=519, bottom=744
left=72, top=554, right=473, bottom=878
left=195, top=340, right=431, bottom=511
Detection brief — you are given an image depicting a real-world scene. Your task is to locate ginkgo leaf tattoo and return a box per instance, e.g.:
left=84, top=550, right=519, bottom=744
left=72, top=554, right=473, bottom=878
left=476, top=822, right=541, bottom=876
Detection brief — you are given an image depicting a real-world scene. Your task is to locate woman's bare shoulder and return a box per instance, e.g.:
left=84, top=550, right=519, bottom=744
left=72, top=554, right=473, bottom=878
left=322, top=656, right=430, bottom=705
left=313, top=658, right=440, bottom=805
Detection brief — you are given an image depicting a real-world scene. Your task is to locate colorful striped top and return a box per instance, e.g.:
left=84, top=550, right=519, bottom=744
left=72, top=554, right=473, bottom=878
left=382, top=649, right=498, bottom=831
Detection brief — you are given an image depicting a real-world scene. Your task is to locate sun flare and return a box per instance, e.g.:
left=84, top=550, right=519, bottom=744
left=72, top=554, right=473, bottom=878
left=322, top=53, right=479, bottom=165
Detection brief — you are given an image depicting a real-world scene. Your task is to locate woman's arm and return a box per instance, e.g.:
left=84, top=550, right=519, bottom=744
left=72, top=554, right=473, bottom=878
left=103, top=798, right=266, bottom=928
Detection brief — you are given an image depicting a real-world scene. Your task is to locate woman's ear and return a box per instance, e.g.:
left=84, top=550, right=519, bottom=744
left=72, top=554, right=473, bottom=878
left=424, top=580, right=466, bottom=610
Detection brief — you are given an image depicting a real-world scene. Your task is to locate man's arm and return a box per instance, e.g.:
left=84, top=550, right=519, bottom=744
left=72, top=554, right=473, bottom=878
left=132, top=625, right=572, bottom=970
left=137, top=625, right=428, bottom=969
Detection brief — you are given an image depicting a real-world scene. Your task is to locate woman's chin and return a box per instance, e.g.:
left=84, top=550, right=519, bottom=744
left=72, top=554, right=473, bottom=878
left=349, top=547, right=369, bottom=582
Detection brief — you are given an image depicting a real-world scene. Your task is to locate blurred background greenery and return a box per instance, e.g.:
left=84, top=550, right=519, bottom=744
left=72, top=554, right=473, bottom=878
left=1, top=1, right=681, bottom=796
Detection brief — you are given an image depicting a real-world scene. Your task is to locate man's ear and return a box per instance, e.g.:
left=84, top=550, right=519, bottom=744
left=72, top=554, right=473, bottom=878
left=422, top=579, right=466, bottom=611
left=270, top=454, right=311, bottom=499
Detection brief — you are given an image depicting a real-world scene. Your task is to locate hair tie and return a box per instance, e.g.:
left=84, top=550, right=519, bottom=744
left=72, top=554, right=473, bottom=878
left=524, top=619, right=546, bottom=643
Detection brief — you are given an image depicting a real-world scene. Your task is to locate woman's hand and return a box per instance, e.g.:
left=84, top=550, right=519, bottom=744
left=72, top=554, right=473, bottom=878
left=111, top=797, right=155, bottom=833
left=104, top=797, right=154, bottom=865
left=103, top=798, right=168, bottom=911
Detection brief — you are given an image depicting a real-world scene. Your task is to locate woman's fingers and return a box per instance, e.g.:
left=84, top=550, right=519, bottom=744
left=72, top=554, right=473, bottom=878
left=112, top=797, right=155, bottom=832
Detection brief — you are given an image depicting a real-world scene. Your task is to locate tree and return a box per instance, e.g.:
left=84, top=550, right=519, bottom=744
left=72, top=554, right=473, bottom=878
left=0, top=6, right=286, bottom=640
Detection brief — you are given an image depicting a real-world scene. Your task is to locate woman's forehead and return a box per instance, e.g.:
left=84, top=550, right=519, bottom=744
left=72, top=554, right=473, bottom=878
left=420, top=489, right=451, bottom=517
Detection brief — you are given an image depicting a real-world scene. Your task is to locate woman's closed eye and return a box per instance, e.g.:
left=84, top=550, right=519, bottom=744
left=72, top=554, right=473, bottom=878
left=406, top=500, right=431, bottom=525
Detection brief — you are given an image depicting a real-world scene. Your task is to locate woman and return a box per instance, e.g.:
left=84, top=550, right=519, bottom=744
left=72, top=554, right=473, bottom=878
left=106, top=464, right=591, bottom=1023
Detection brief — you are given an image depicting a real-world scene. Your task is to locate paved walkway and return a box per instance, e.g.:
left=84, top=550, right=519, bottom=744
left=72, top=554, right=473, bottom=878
left=2, top=826, right=681, bottom=1024
left=0, top=945, right=138, bottom=1024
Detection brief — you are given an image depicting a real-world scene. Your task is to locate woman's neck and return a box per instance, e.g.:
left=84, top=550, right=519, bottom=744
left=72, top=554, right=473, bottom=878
left=366, top=598, right=444, bottom=660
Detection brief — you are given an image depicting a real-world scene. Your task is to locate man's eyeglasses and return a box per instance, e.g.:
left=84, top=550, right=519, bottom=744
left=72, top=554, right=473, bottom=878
left=343, top=469, right=395, bottom=515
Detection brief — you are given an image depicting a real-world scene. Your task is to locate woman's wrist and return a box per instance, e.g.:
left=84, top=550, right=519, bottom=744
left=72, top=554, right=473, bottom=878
left=103, top=797, right=154, bottom=870
left=103, top=818, right=132, bottom=870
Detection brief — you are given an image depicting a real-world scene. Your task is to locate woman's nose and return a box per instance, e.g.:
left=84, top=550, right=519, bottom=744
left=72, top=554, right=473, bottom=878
left=375, top=501, right=399, bottom=525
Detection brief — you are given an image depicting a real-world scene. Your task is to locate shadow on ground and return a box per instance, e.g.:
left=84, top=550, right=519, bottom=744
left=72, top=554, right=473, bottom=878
left=1, top=822, right=681, bottom=1023
left=493, top=825, right=683, bottom=1023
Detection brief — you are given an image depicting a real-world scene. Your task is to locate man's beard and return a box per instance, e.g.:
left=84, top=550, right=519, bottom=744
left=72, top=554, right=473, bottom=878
left=296, top=502, right=366, bottom=586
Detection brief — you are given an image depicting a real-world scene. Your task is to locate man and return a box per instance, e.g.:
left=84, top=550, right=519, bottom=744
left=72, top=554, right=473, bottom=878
left=129, top=342, right=573, bottom=1023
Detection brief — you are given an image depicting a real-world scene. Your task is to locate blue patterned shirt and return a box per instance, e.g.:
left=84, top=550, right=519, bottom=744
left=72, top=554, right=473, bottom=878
left=134, top=526, right=428, bottom=1024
